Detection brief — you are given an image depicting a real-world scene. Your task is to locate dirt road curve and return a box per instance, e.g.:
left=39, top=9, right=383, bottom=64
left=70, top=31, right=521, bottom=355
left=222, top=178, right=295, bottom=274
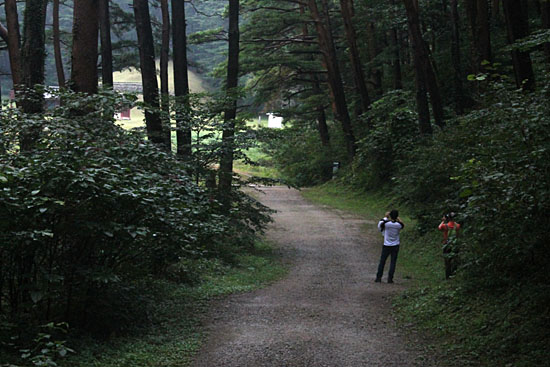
left=192, top=187, right=429, bottom=367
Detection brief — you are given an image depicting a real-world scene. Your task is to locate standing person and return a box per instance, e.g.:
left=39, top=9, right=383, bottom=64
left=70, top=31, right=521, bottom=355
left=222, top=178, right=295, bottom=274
left=375, top=210, right=405, bottom=283
left=439, top=212, right=461, bottom=279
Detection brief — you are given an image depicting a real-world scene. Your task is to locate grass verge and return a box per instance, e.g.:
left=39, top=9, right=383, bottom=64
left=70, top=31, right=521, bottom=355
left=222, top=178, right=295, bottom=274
left=63, top=241, right=287, bottom=367
left=301, top=180, right=548, bottom=367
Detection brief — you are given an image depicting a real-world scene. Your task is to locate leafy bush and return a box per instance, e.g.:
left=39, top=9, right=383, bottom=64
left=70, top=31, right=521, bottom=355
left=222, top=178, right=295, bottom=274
left=350, top=90, right=420, bottom=191
left=0, top=89, right=271, bottom=336
left=260, top=124, right=336, bottom=187
left=451, top=83, right=550, bottom=288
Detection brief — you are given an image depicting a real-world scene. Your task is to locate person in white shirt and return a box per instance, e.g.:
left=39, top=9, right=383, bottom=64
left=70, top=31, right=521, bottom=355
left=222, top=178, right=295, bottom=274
left=375, top=210, right=405, bottom=283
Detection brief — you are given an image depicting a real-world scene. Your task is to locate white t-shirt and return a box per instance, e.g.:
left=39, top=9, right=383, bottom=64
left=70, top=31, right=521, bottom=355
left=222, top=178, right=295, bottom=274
left=378, top=220, right=404, bottom=246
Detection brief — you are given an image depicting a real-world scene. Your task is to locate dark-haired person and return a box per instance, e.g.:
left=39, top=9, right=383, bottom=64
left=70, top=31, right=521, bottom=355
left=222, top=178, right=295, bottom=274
left=439, top=212, right=461, bottom=279
left=375, top=210, right=405, bottom=283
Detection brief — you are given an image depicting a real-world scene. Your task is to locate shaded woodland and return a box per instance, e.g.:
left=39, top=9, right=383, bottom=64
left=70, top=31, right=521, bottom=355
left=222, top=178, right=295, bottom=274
left=0, top=0, right=549, bottom=366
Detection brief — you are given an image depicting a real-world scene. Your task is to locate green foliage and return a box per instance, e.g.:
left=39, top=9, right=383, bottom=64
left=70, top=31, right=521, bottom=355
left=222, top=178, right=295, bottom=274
left=62, top=240, right=287, bottom=367
left=259, top=125, right=336, bottom=187
left=0, top=88, right=272, bottom=344
left=350, top=90, right=420, bottom=191
left=450, top=84, right=550, bottom=288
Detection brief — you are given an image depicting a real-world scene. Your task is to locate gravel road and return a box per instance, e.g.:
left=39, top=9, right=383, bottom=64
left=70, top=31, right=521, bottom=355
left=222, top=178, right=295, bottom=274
left=192, top=186, right=430, bottom=367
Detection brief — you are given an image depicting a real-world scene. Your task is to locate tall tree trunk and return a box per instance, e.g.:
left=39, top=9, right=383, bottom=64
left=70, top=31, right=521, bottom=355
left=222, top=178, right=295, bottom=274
left=449, top=0, right=465, bottom=114
left=20, top=0, right=46, bottom=112
left=339, top=0, right=370, bottom=115
left=403, top=0, right=443, bottom=132
left=172, top=0, right=192, bottom=158
left=403, top=0, right=433, bottom=133
left=466, top=0, right=492, bottom=73
left=300, top=3, right=332, bottom=180
left=5, top=0, right=21, bottom=89
left=502, top=0, right=535, bottom=91
left=160, top=0, right=171, bottom=150
left=218, top=0, right=240, bottom=204
left=308, top=0, right=356, bottom=159
left=477, top=0, right=492, bottom=66
left=19, top=0, right=46, bottom=151
left=389, top=0, right=403, bottom=89
left=300, top=4, right=331, bottom=148
left=133, top=0, right=165, bottom=146
left=98, top=0, right=113, bottom=87
left=71, top=0, right=99, bottom=94
left=53, top=0, right=65, bottom=87
left=365, top=21, right=383, bottom=95
left=541, top=0, right=550, bottom=62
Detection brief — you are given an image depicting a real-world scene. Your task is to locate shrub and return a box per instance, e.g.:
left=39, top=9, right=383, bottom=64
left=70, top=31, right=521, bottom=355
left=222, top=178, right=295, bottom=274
left=0, top=89, right=271, bottom=335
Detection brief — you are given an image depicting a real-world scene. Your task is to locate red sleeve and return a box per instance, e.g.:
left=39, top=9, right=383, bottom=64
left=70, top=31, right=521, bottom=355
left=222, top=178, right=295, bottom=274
left=438, top=223, right=447, bottom=231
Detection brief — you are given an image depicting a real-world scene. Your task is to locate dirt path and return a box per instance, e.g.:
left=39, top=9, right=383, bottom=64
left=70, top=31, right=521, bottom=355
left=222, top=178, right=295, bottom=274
left=192, top=187, right=429, bottom=367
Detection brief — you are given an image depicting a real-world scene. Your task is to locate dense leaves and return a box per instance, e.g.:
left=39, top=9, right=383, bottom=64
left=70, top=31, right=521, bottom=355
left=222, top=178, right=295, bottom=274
left=0, top=90, right=271, bottom=340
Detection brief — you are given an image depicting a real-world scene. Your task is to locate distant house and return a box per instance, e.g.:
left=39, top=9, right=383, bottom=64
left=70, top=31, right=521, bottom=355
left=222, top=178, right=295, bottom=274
left=266, top=113, right=283, bottom=128
left=114, top=109, right=131, bottom=120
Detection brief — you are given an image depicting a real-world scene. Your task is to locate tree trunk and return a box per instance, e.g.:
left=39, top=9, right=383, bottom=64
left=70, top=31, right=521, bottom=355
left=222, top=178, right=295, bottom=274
left=98, top=0, right=113, bottom=87
left=389, top=0, right=403, bottom=90
left=300, top=3, right=332, bottom=180
left=449, top=0, right=465, bottom=114
left=339, top=0, right=370, bottom=115
left=502, top=0, right=535, bottom=91
left=403, top=0, right=441, bottom=132
left=71, top=0, right=99, bottom=94
left=476, top=0, right=492, bottom=66
left=308, top=0, right=356, bottom=159
left=466, top=0, right=492, bottom=73
left=389, top=28, right=403, bottom=89
left=218, top=0, right=240, bottom=203
left=365, top=21, right=383, bottom=95
left=5, top=0, right=21, bottom=88
left=541, top=0, right=550, bottom=62
left=20, top=0, right=46, bottom=113
left=133, top=0, right=165, bottom=146
left=160, top=0, right=171, bottom=150
left=172, top=0, right=192, bottom=158
left=18, top=0, right=46, bottom=151
left=53, top=0, right=65, bottom=87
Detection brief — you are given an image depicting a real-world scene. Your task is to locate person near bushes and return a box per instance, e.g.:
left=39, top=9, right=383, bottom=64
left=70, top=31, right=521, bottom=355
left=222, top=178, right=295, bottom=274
left=439, top=212, right=461, bottom=279
left=375, top=210, right=405, bottom=283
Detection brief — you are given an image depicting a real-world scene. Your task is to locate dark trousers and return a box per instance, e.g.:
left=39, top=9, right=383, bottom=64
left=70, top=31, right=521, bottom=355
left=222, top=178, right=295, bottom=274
left=376, top=245, right=400, bottom=281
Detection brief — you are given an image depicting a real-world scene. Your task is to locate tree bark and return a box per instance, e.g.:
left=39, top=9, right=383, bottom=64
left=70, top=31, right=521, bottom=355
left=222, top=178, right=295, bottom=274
left=502, top=0, right=535, bottom=91
left=53, top=0, right=65, bottom=87
left=99, top=0, right=113, bottom=87
left=466, top=0, right=492, bottom=73
left=476, top=0, right=492, bottom=65
left=308, top=0, right=356, bottom=159
left=18, top=0, right=46, bottom=151
left=71, top=0, right=99, bottom=94
left=449, top=0, right=465, bottom=114
left=403, top=0, right=442, bottom=132
left=541, top=0, right=550, bottom=62
left=218, top=0, right=240, bottom=203
left=5, top=0, right=21, bottom=88
left=389, top=0, right=403, bottom=90
left=133, top=0, right=165, bottom=146
left=160, top=0, right=171, bottom=150
left=172, top=0, right=192, bottom=158
left=339, top=0, right=370, bottom=115
left=365, top=20, right=382, bottom=95
left=20, top=0, right=46, bottom=113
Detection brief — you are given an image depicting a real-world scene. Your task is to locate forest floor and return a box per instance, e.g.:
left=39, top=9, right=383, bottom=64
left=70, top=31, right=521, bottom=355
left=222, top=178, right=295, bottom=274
left=191, top=186, right=434, bottom=367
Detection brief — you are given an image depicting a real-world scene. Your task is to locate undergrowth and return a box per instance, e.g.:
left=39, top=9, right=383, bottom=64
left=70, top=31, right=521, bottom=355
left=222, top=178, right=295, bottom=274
left=59, top=241, right=286, bottom=367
